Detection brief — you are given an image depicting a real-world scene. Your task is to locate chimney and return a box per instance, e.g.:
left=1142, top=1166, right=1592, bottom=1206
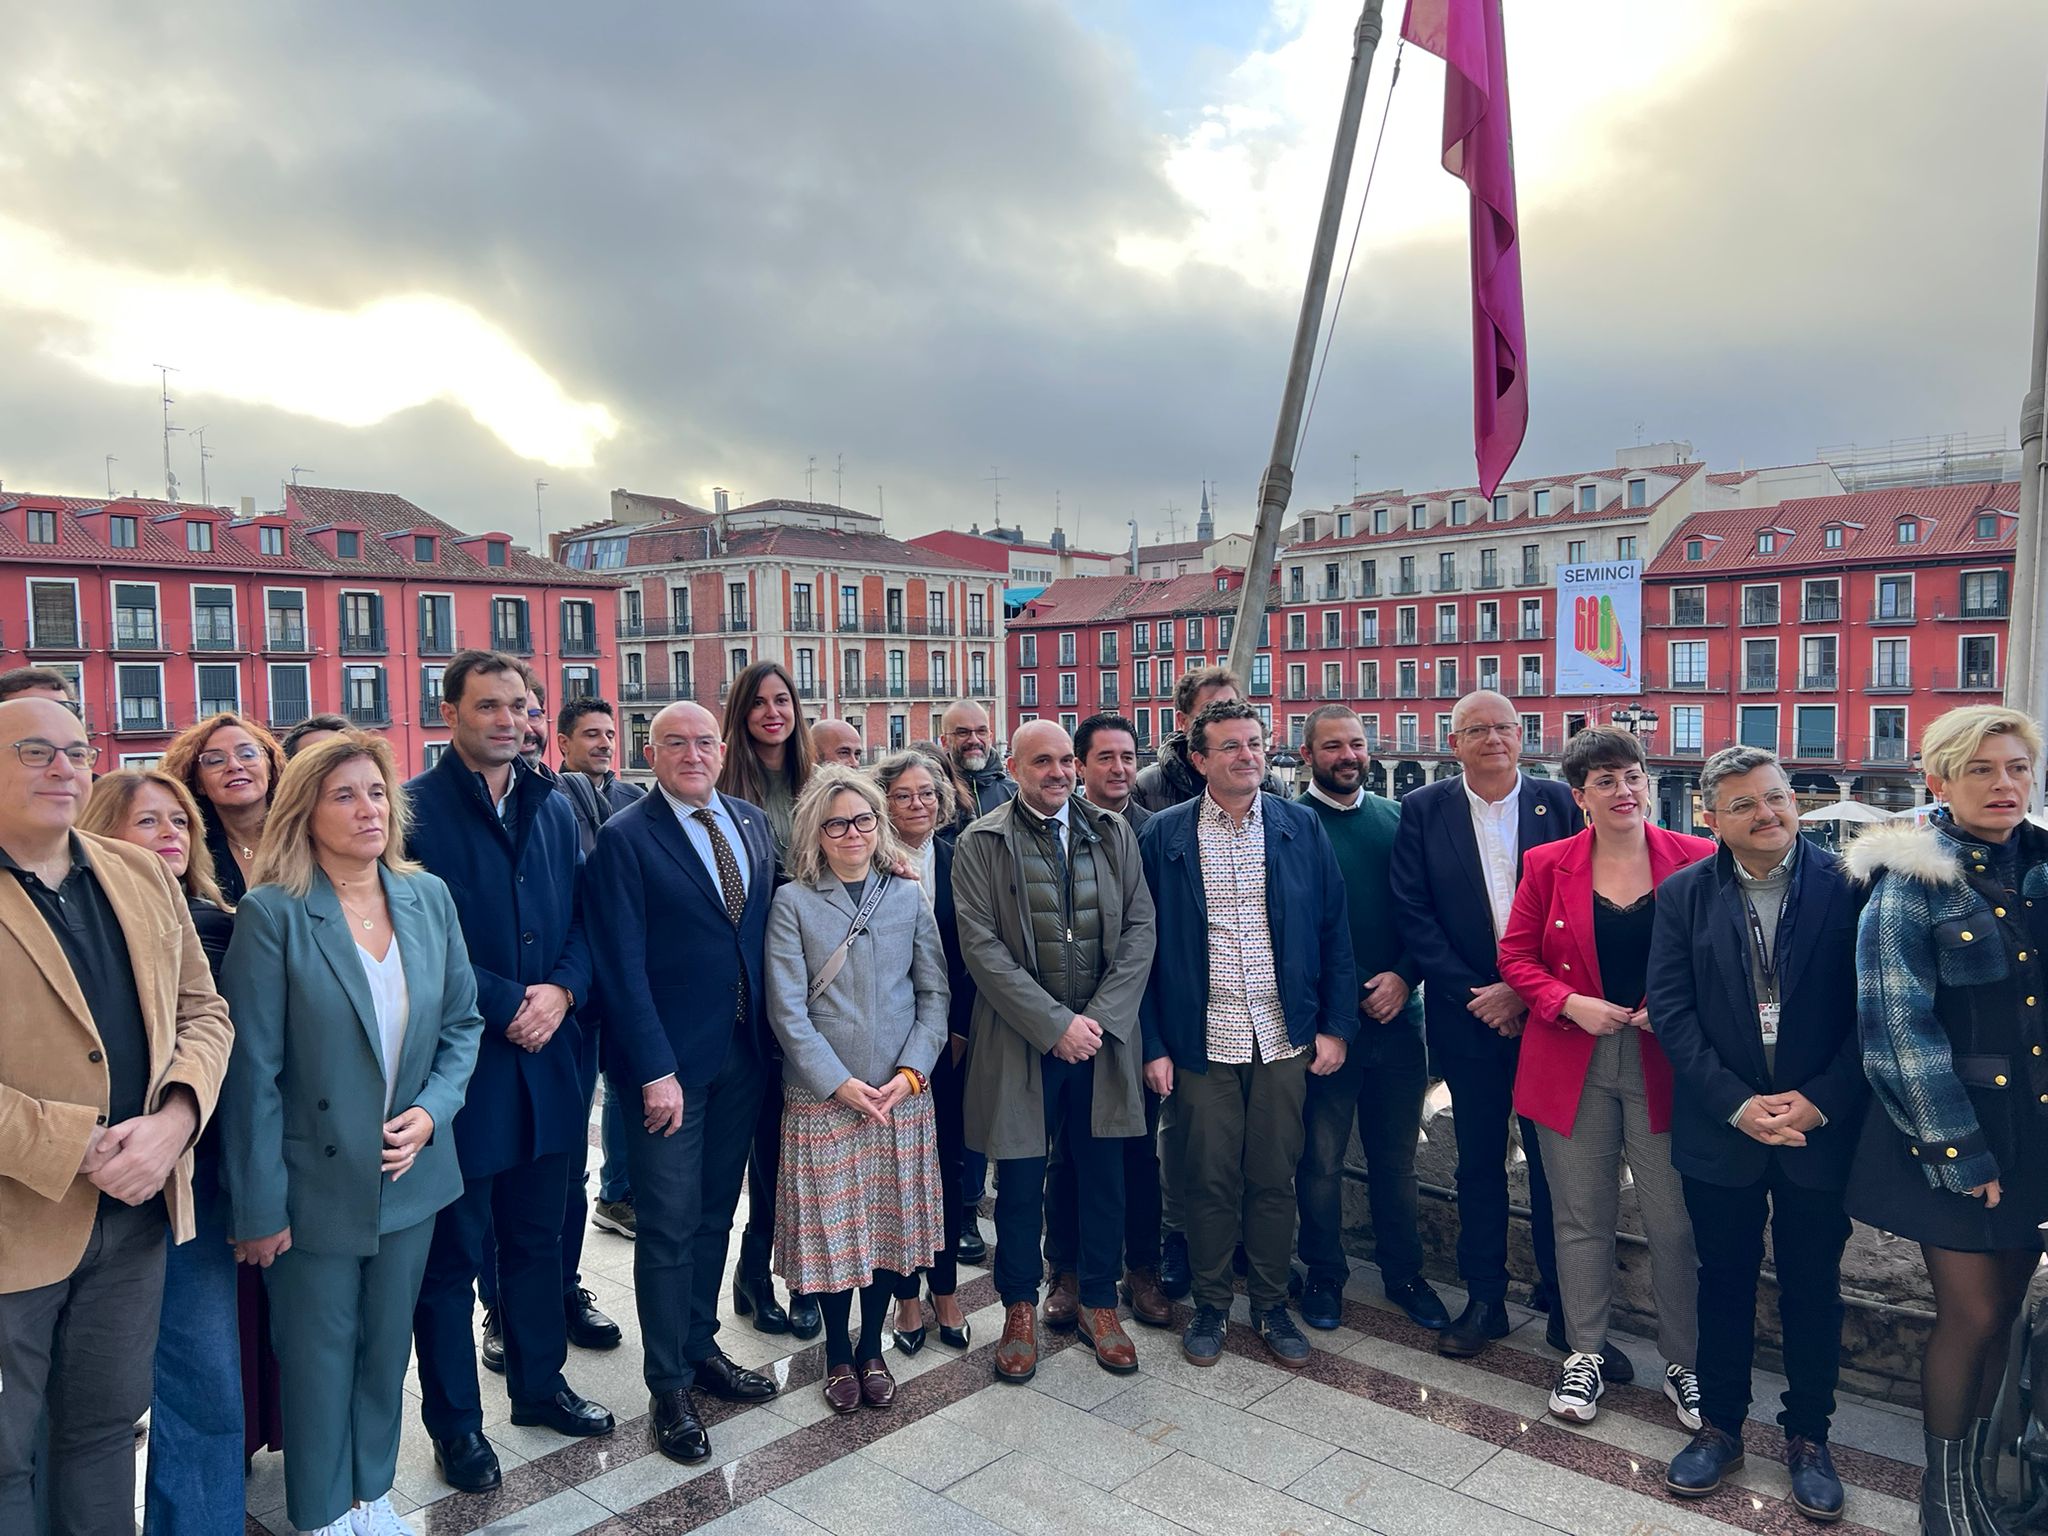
left=1050, top=528, right=1067, bottom=553
left=240, top=495, right=256, bottom=516
left=713, top=487, right=730, bottom=516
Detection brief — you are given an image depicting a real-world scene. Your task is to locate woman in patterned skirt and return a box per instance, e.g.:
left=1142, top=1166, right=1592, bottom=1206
left=763, top=766, right=950, bottom=1413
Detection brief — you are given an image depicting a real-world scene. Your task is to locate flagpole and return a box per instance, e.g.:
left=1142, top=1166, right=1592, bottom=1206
left=1227, top=0, right=1386, bottom=689
left=2006, top=86, right=2048, bottom=795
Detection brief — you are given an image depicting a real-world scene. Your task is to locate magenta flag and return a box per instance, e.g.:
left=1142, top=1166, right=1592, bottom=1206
left=1402, top=0, right=1526, bottom=497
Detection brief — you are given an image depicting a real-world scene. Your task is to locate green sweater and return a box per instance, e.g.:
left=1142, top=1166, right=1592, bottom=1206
left=1297, top=788, right=1424, bottom=1047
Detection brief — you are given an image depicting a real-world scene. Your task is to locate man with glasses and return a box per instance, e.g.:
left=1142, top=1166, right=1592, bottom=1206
left=1139, top=700, right=1356, bottom=1370
left=1390, top=689, right=1583, bottom=1363
left=0, top=697, right=234, bottom=1535
left=954, top=720, right=1156, bottom=1383
left=941, top=699, right=1015, bottom=832
left=586, top=700, right=782, bottom=1465
left=1646, top=747, right=1865, bottom=1517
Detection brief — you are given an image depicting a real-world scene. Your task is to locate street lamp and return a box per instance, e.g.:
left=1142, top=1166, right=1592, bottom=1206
left=1610, top=704, right=1660, bottom=741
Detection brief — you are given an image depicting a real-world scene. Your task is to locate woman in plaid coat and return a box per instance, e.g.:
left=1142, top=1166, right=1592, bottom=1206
left=1845, top=704, right=2048, bottom=1536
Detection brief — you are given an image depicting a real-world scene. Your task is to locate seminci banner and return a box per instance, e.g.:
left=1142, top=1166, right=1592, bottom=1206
left=1555, top=560, right=1642, bottom=696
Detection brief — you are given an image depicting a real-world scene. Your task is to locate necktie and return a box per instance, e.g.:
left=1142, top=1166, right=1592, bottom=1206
left=693, top=808, right=747, bottom=926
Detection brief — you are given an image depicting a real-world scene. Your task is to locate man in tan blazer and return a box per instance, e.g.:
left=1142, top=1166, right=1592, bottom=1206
left=0, top=696, right=234, bottom=1536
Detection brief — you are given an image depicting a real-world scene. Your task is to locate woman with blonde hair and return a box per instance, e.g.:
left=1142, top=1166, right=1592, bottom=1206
left=220, top=734, right=482, bottom=1536
left=762, top=766, right=949, bottom=1412
left=1845, top=704, right=2048, bottom=1536
left=162, top=711, right=287, bottom=903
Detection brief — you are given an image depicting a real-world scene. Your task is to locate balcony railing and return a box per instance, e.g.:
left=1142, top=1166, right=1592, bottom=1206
left=788, top=612, right=822, bottom=633
left=1515, top=565, right=1548, bottom=587
left=419, top=699, right=447, bottom=728
left=1354, top=681, right=1381, bottom=700
left=1316, top=582, right=1345, bottom=602
left=1941, top=596, right=2013, bottom=620
left=1394, top=682, right=1421, bottom=700
left=1319, top=628, right=1348, bottom=650
left=967, top=620, right=996, bottom=638
left=722, top=609, right=753, bottom=634
left=492, top=627, right=534, bottom=657
left=1435, top=625, right=1461, bottom=645
left=1516, top=623, right=1549, bottom=641
left=1389, top=578, right=1421, bottom=596
left=616, top=616, right=694, bottom=639
left=1513, top=677, right=1546, bottom=698
left=1018, top=688, right=1040, bottom=708
left=1800, top=600, right=1842, bottom=623
left=970, top=679, right=995, bottom=699
left=1653, top=673, right=1719, bottom=693
left=1868, top=600, right=1916, bottom=625
left=339, top=626, right=387, bottom=656
left=345, top=702, right=392, bottom=728
left=1284, top=634, right=1312, bottom=651
left=1474, top=625, right=1502, bottom=644
left=112, top=623, right=167, bottom=653
left=1131, top=633, right=1149, bottom=654
left=1352, top=579, right=1380, bottom=599
left=418, top=629, right=455, bottom=658
left=267, top=700, right=316, bottom=731
left=191, top=621, right=245, bottom=654
left=1431, top=574, right=1463, bottom=593
left=114, top=705, right=172, bottom=737
left=263, top=623, right=312, bottom=655
left=1863, top=737, right=1912, bottom=764
left=1283, top=682, right=1314, bottom=701
left=1395, top=628, right=1419, bottom=646
left=1866, top=666, right=1914, bottom=694
left=1098, top=647, right=1120, bottom=666
left=561, top=632, right=600, bottom=658
left=1739, top=605, right=1781, bottom=628
left=1799, top=667, right=1841, bottom=690
left=619, top=682, right=697, bottom=705
left=1740, top=671, right=1779, bottom=692
left=1353, top=631, right=1382, bottom=649
left=1931, top=668, right=2002, bottom=693
left=27, top=620, right=90, bottom=654
left=1475, top=571, right=1505, bottom=590
left=1787, top=738, right=1842, bottom=763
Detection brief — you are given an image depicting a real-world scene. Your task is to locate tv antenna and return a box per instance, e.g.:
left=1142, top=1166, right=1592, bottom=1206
left=984, top=466, right=1004, bottom=522
left=805, top=455, right=817, bottom=501
left=834, top=453, right=844, bottom=508
left=289, top=464, right=313, bottom=486
left=535, top=478, right=549, bottom=549
left=190, top=427, right=213, bottom=506
left=153, top=363, right=181, bottom=501
left=104, top=455, right=117, bottom=496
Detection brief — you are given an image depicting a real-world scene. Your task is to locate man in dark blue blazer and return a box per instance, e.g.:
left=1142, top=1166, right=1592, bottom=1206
left=1647, top=748, right=1867, bottom=1515
left=404, top=652, right=611, bottom=1491
left=585, top=700, right=782, bottom=1466
left=1388, top=691, right=1577, bottom=1363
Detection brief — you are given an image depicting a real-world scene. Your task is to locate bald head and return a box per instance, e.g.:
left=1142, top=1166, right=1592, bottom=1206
left=0, top=696, right=93, bottom=848
left=811, top=719, right=863, bottom=769
left=1449, top=689, right=1523, bottom=780
left=1007, top=720, right=1076, bottom=817
left=942, top=700, right=994, bottom=774
left=1450, top=689, right=1514, bottom=731
left=647, top=701, right=725, bottom=806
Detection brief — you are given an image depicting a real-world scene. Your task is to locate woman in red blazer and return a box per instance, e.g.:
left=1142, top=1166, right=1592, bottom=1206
left=1499, top=726, right=1715, bottom=1431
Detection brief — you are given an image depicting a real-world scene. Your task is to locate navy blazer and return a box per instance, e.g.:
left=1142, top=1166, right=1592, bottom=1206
left=402, top=752, right=593, bottom=1177
left=930, top=827, right=975, bottom=1043
left=1137, top=792, right=1358, bottom=1072
left=1388, top=773, right=1580, bottom=1063
left=586, top=788, right=777, bottom=1092
left=1646, top=840, right=1870, bottom=1191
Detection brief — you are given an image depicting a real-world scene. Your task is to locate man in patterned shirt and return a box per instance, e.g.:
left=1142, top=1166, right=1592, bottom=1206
left=1137, top=700, right=1357, bottom=1369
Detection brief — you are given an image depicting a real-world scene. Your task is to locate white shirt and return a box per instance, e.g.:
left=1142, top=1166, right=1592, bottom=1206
left=658, top=786, right=752, bottom=899
left=1019, top=797, right=1070, bottom=853
left=1305, top=779, right=1365, bottom=813
left=906, top=835, right=938, bottom=908
left=1463, top=773, right=1523, bottom=939
left=356, top=939, right=410, bottom=1114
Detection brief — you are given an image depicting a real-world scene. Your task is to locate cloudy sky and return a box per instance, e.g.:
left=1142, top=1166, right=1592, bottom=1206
left=2, top=0, right=2043, bottom=551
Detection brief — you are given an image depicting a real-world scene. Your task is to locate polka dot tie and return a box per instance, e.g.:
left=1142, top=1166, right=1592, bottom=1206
left=693, top=808, right=747, bottom=927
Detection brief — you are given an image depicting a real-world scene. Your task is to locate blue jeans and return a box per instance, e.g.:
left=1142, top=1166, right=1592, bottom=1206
left=142, top=1149, right=244, bottom=1536
left=599, top=1078, right=633, bottom=1203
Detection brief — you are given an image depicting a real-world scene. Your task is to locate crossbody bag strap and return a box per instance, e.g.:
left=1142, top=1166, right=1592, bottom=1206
left=806, top=878, right=893, bottom=1006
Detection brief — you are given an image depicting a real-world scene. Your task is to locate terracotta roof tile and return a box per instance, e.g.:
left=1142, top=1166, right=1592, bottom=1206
left=1011, top=571, right=1246, bottom=628
left=1644, top=482, right=2018, bottom=577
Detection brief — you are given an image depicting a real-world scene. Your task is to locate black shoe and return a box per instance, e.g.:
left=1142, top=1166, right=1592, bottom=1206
left=895, top=1310, right=927, bottom=1356
left=1786, top=1435, right=1845, bottom=1523
left=1666, top=1424, right=1744, bottom=1497
left=787, top=1291, right=822, bottom=1341
left=732, top=1264, right=791, bottom=1334
left=1544, top=1309, right=1566, bottom=1354
left=509, top=1388, right=615, bottom=1437
left=565, top=1287, right=622, bottom=1350
left=590, top=1196, right=637, bottom=1239
left=1159, top=1231, right=1191, bottom=1300
left=1922, top=1429, right=1971, bottom=1536
left=1438, top=1299, right=1511, bottom=1358
left=1296, top=1274, right=1344, bottom=1331
left=1525, top=1279, right=1556, bottom=1314
left=650, top=1389, right=710, bottom=1465
left=955, top=1220, right=988, bottom=1267
left=938, top=1318, right=972, bottom=1350
left=479, top=1308, right=505, bottom=1374
left=433, top=1430, right=502, bottom=1492
left=693, top=1350, right=778, bottom=1402
left=1543, top=1311, right=1634, bottom=1383
left=1385, top=1277, right=1450, bottom=1331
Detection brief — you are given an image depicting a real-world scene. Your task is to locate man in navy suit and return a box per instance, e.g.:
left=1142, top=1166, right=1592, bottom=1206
left=585, top=700, right=781, bottom=1466
left=1648, top=747, right=1866, bottom=1517
left=1389, top=690, right=1581, bottom=1363
left=405, top=651, right=612, bottom=1492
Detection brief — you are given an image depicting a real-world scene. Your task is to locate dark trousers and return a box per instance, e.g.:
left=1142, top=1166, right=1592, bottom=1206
left=1298, top=1043, right=1427, bottom=1290
left=1180, top=1050, right=1311, bottom=1314
left=0, top=1196, right=166, bottom=1536
left=1043, top=1089, right=1161, bottom=1275
left=1437, top=1043, right=1559, bottom=1304
left=993, top=1055, right=1126, bottom=1310
left=738, top=1055, right=784, bottom=1284
left=478, top=1023, right=602, bottom=1314
left=898, top=1041, right=967, bottom=1303
left=414, top=1151, right=573, bottom=1438
left=626, top=1037, right=766, bottom=1393
left=1682, top=1166, right=1852, bottom=1440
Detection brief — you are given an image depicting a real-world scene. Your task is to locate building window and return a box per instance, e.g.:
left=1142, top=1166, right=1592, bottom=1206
left=1670, top=641, right=1707, bottom=687
left=1099, top=630, right=1119, bottom=664
left=1187, top=617, right=1204, bottom=648
left=418, top=594, right=453, bottom=656
left=267, top=663, right=311, bottom=729
left=192, top=586, right=236, bottom=650
left=1874, top=637, right=1910, bottom=690
left=114, top=584, right=160, bottom=649
left=1134, top=658, right=1151, bottom=698
left=265, top=591, right=307, bottom=651
left=1802, top=635, right=1838, bottom=689
left=1019, top=633, right=1037, bottom=667
left=1671, top=587, right=1706, bottom=625
left=487, top=541, right=508, bottom=567
left=1617, top=536, right=1637, bottom=560
left=1741, top=585, right=1779, bottom=625
left=117, top=665, right=165, bottom=733
left=1824, top=526, right=1843, bottom=549
left=1373, top=508, right=1389, bottom=534
left=421, top=664, right=447, bottom=717
left=1059, top=632, right=1077, bottom=666
left=1738, top=706, right=1777, bottom=751
left=1219, top=614, right=1234, bottom=651
left=340, top=592, right=384, bottom=653
left=1337, top=512, right=1353, bottom=538
left=1059, top=673, right=1078, bottom=707
left=1962, top=570, right=2009, bottom=618
left=344, top=665, right=388, bottom=725
left=1795, top=706, right=1837, bottom=759
left=27, top=509, right=56, bottom=544
left=1251, top=654, right=1272, bottom=695
left=1896, top=520, right=1918, bottom=545
left=1672, top=705, right=1703, bottom=753
left=1685, top=539, right=1703, bottom=561
left=1743, top=637, right=1778, bottom=689
left=260, top=524, right=284, bottom=556
left=1803, top=578, right=1840, bottom=621
left=1019, top=675, right=1040, bottom=707
left=1491, top=494, right=1509, bottom=521
left=1872, top=706, right=1908, bottom=762
left=1533, top=489, right=1551, bottom=517
left=968, top=591, right=987, bottom=633
left=1962, top=636, right=1998, bottom=690
left=931, top=651, right=950, bottom=695
left=1876, top=575, right=1913, bottom=620
left=1478, top=656, right=1500, bottom=692
left=1977, top=512, right=2000, bottom=539
left=1566, top=540, right=1585, bottom=564
left=336, top=530, right=360, bottom=558
left=1410, top=504, right=1427, bottom=530
left=196, top=664, right=240, bottom=717
left=1397, top=660, right=1418, bottom=698
left=1450, top=498, right=1468, bottom=526
left=1627, top=478, right=1647, bottom=508
left=413, top=534, right=435, bottom=562
left=1755, top=531, right=1774, bottom=555
left=562, top=666, right=598, bottom=702
left=492, top=597, right=531, bottom=653
left=1518, top=599, right=1542, bottom=639
left=110, top=515, right=138, bottom=548
left=1578, top=484, right=1597, bottom=512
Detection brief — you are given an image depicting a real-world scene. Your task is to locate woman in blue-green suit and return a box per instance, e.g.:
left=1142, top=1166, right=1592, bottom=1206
left=220, top=733, right=483, bottom=1536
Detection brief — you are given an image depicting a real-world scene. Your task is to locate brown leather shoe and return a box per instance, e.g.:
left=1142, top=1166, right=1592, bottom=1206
left=1078, top=1306, right=1140, bottom=1374
left=822, top=1362, right=860, bottom=1415
left=1121, top=1267, right=1173, bottom=1329
left=994, top=1301, right=1039, bottom=1383
left=1042, top=1268, right=1080, bottom=1331
left=858, top=1358, right=896, bottom=1408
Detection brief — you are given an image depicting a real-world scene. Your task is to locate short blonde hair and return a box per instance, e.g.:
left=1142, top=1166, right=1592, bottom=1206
left=788, top=765, right=903, bottom=886
left=1920, top=705, right=2044, bottom=783
left=80, top=769, right=231, bottom=910
left=249, top=732, right=421, bottom=898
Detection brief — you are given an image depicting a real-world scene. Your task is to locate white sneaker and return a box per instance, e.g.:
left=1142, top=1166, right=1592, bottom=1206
left=311, top=1516, right=355, bottom=1536
left=1665, top=1362, right=1703, bottom=1431
left=1548, top=1350, right=1605, bottom=1423
left=349, top=1494, right=417, bottom=1536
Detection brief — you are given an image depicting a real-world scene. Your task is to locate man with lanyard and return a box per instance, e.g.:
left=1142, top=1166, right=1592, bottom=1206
left=1646, top=746, right=1866, bottom=1518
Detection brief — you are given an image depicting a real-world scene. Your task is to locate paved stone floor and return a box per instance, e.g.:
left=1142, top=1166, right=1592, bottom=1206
left=180, top=1143, right=1933, bottom=1536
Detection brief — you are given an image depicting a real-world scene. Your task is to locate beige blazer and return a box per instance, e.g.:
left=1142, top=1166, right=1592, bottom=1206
left=0, top=830, right=235, bottom=1293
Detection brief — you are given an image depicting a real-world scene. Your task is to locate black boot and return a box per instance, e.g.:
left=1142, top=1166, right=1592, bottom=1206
left=1923, top=1429, right=1973, bottom=1536
left=731, top=1261, right=790, bottom=1333
left=1965, top=1418, right=2018, bottom=1536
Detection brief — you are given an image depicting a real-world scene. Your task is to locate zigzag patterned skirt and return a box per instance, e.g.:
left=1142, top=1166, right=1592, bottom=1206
left=772, top=1083, right=946, bottom=1295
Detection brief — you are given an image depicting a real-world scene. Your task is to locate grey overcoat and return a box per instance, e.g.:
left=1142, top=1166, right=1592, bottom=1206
left=952, top=796, right=1157, bottom=1160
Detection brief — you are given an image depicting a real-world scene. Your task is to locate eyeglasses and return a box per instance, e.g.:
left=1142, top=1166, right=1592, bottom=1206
left=887, top=788, right=939, bottom=806
left=822, top=812, right=879, bottom=838
left=12, top=739, right=99, bottom=769
left=1456, top=723, right=1522, bottom=741
left=1584, top=769, right=1649, bottom=795
left=197, top=744, right=265, bottom=770
left=656, top=735, right=721, bottom=757
left=1718, top=788, right=1794, bottom=819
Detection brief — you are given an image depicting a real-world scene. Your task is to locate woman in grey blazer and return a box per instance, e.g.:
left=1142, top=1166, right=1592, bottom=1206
left=764, top=766, right=948, bottom=1414
left=220, top=734, right=483, bottom=1536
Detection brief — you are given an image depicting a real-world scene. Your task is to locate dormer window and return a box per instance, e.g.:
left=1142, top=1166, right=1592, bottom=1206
left=1409, top=503, right=1427, bottom=530
left=260, top=525, right=284, bottom=556
left=1532, top=489, right=1551, bottom=517
left=414, top=535, right=436, bottom=562
left=1450, top=498, right=1468, bottom=525
left=487, top=540, right=508, bottom=568
left=187, top=520, right=213, bottom=553
left=1824, top=526, right=1843, bottom=550
left=1578, top=484, right=1597, bottom=512
left=27, top=509, right=56, bottom=544
left=337, top=530, right=361, bottom=558
left=1685, top=538, right=1703, bottom=561
left=111, top=515, right=138, bottom=549
left=1896, top=520, right=1918, bottom=546
left=1626, top=478, right=1647, bottom=508
left=1491, top=494, right=1509, bottom=520
left=1372, top=507, right=1388, bottom=534
left=1337, top=512, right=1353, bottom=537
left=1755, top=531, right=1773, bottom=554
left=1977, top=512, right=2000, bottom=539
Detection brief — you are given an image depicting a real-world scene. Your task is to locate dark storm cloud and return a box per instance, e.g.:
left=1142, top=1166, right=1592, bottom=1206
left=2, top=0, right=2044, bottom=544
